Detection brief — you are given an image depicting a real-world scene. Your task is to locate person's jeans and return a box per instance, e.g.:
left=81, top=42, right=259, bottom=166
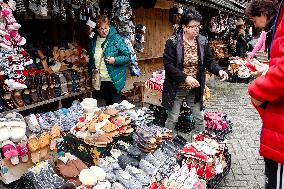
left=165, top=89, right=205, bottom=135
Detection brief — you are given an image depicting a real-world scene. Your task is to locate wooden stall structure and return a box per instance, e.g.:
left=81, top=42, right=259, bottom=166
left=123, top=0, right=174, bottom=92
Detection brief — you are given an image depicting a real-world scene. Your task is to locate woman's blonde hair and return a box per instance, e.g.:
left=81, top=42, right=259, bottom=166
left=96, top=15, right=110, bottom=29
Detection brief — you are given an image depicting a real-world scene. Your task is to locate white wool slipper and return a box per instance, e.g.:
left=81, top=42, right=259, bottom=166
left=0, top=118, right=10, bottom=142
left=6, top=113, right=27, bottom=143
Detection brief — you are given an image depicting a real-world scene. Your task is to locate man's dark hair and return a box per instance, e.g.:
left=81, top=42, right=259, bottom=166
left=180, top=8, right=202, bottom=26
left=246, top=0, right=279, bottom=19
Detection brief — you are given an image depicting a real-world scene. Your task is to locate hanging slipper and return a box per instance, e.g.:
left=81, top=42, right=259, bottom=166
left=39, top=131, right=51, bottom=160
left=2, top=140, right=19, bottom=165
left=28, top=134, right=40, bottom=163
left=50, top=124, right=61, bottom=151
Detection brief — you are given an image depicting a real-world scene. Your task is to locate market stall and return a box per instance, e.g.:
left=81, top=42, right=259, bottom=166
left=0, top=0, right=240, bottom=188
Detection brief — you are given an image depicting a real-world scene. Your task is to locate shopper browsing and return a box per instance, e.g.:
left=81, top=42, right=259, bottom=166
left=88, top=15, right=130, bottom=105
left=246, top=0, right=284, bottom=188
left=162, top=8, right=228, bottom=137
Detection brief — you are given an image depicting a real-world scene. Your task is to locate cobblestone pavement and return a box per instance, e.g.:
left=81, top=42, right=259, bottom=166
left=206, top=79, right=265, bottom=189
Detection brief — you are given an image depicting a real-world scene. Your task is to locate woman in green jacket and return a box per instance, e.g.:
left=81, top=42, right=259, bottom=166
left=88, top=15, right=130, bottom=105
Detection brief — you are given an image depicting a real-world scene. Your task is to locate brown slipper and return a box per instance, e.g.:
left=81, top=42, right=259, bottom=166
left=94, top=135, right=113, bottom=147
left=101, top=121, right=117, bottom=132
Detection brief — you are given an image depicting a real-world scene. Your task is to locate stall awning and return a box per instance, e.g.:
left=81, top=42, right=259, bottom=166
left=176, top=0, right=245, bottom=16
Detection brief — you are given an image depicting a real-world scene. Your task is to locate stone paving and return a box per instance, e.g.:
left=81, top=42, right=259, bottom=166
left=205, top=79, right=265, bottom=189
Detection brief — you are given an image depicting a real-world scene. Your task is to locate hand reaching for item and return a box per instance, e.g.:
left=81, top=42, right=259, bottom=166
left=250, top=61, right=269, bottom=77
left=106, top=57, right=115, bottom=64
left=251, top=97, right=263, bottom=106
left=219, top=70, right=229, bottom=81
left=185, top=76, right=200, bottom=88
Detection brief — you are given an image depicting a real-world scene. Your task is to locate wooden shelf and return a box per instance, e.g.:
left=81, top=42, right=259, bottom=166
left=0, top=89, right=94, bottom=116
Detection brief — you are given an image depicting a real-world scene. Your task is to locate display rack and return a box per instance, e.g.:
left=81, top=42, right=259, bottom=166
left=0, top=89, right=94, bottom=116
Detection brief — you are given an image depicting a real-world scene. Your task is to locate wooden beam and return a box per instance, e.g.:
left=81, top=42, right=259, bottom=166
left=154, top=0, right=174, bottom=9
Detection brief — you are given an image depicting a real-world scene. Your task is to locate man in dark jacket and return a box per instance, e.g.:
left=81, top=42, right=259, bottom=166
left=162, top=8, right=228, bottom=137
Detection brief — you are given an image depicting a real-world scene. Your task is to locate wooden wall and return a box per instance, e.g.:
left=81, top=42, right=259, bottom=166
left=123, top=8, right=173, bottom=92
left=134, top=8, right=173, bottom=60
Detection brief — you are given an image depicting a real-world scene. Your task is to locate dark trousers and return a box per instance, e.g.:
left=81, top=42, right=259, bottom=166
left=264, top=158, right=284, bottom=189
left=100, top=81, right=121, bottom=106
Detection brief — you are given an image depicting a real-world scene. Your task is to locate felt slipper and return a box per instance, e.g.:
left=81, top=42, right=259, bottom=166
left=94, top=135, right=113, bottom=147
left=2, top=140, right=19, bottom=165
left=39, top=132, right=50, bottom=160
left=101, top=121, right=117, bottom=132
left=28, top=134, right=40, bottom=163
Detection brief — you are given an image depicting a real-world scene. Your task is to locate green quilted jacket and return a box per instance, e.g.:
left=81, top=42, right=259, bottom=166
left=88, top=26, right=130, bottom=92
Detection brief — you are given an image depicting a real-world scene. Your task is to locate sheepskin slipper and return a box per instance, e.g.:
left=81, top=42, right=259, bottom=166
left=6, top=112, right=26, bottom=143
left=0, top=118, right=10, bottom=142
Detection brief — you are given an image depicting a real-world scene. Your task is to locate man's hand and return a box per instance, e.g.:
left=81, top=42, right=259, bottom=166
left=219, top=70, right=229, bottom=81
left=185, top=76, right=200, bottom=88
left=250, top=61, right=269, bottom=77
left=251, top=97, right=263, bottom=106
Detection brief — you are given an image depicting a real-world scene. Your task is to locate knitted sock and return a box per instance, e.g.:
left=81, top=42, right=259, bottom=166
left=0, top=34, right=12, bottom=51
left=1, top=8, right=21, bottom=30
left=10, top=30, right=26, bottom=46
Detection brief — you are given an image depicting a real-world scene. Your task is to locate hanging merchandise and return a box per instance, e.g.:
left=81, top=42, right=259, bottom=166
left=15, top=0, right=27, bottom=16
left=111, top=0, right=135, bottom=40
left=134, top=24, right=146, bottom=53
left=124, top=37, right=142, bottom=76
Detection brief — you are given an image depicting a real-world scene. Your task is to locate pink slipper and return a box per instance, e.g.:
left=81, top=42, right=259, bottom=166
left=2, top=140, right=19, bottom=165
left=16, top=141, right=29, bottom=162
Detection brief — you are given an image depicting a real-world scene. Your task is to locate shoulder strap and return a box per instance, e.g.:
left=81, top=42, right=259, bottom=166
left=98, top=41, right=108, bottom=71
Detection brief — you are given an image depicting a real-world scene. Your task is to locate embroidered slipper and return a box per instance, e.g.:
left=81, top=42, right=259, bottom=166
left=16, top=139, right=29, bottom=162
left=2, top=140, right=19, bottom=165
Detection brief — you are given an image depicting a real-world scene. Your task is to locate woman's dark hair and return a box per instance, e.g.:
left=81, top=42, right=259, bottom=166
left=179, top=8, right=202, bottom=26
left=246, top=0, right=279, bottom=19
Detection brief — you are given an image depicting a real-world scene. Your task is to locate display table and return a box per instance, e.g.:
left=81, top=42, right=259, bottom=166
left=0, top=159, right=34, bottom=184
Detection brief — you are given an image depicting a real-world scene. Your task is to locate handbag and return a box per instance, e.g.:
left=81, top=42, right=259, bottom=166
left=92, top=42, right=107, bottom=90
